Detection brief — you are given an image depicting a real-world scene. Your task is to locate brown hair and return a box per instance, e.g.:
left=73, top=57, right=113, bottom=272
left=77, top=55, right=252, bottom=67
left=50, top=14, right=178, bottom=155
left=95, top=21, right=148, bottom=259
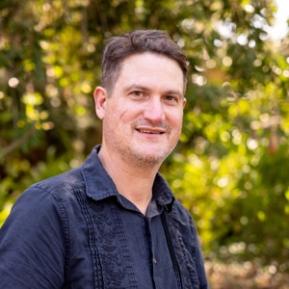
left=101, top=29, right=188, bottom=93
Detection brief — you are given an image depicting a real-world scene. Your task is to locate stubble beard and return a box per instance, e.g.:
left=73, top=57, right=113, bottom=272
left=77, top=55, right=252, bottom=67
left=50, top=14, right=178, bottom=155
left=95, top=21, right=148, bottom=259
left=103, top=121, right=179, bottom=169
left=106, top=135, right=173, bottom=169
left=128, top=148, right=167, bottom=168
left=118, top=142, right=168, bottom=169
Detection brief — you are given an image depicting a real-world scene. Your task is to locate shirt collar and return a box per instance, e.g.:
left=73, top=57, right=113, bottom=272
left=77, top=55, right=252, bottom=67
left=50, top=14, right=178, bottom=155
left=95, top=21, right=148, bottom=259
left=81, top=145, right=175, bottom=209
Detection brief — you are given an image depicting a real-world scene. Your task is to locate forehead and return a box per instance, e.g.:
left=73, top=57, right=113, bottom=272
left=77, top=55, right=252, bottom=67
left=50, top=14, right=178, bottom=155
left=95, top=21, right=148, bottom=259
left=115, top=52, right=184, bottom=93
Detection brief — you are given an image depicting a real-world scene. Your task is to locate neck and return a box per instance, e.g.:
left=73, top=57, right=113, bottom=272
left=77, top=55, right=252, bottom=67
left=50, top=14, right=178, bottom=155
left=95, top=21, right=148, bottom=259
left=98, top=146, right=160, bottom=214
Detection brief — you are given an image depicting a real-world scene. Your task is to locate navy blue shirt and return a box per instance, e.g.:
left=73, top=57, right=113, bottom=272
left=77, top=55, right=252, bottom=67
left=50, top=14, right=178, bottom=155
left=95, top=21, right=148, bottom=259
left=116, top=194, right=178, bottom=289
left=0, top=146, right=208, bottom=289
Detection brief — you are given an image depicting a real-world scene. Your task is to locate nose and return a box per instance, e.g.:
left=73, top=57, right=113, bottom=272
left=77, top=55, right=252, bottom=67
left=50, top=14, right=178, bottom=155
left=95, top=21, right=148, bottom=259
left=143, top=97, right=165, bottom=124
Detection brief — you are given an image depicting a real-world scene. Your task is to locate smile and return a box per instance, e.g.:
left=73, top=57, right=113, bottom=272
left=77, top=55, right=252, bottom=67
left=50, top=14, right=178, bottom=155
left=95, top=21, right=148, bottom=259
left=135, top=126, right=166, bottom=135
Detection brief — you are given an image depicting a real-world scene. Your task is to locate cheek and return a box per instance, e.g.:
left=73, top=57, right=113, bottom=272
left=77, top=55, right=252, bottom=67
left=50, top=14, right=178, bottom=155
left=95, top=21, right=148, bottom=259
left=118, top=104, right=143, bottom=123
left=168, top=110, right=184, bottom=129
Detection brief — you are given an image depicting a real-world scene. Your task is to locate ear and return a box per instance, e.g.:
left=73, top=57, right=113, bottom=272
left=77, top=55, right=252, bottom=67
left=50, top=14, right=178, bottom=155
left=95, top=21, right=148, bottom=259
left=93, top=86, right=108, bottom=119
left=182, top=97, right=187, bottom=108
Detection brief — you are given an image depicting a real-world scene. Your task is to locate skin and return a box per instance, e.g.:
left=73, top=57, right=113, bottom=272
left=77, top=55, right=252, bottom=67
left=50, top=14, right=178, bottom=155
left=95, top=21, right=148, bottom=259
left=94, top=52, right=186, bottom=214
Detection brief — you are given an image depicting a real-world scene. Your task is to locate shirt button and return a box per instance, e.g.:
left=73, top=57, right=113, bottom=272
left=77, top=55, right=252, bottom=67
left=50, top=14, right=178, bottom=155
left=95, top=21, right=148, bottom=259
left=152, top=257, right=157, bottom=264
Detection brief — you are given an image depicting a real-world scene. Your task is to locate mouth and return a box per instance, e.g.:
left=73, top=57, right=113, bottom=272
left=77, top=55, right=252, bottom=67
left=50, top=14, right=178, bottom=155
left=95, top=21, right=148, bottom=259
left=135, top=126, right=166, bottom=135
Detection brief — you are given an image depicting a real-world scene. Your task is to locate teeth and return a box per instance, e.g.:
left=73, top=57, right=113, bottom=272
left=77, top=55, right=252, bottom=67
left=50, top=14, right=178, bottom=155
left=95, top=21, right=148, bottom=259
left=142, top=130, right=159, bottom=134
left=137, top=129, right=163, bottom=134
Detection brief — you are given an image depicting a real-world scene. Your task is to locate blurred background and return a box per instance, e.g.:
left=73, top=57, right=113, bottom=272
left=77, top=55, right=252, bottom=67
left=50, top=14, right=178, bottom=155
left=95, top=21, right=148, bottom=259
left=0, top=0, right=289, bottom=288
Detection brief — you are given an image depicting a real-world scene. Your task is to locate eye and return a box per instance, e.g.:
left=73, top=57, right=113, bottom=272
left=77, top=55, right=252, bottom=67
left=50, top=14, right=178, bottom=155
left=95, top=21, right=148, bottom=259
left=129, top=90, right=146, bottom=99
left=164, top=95, right=179, bottom=105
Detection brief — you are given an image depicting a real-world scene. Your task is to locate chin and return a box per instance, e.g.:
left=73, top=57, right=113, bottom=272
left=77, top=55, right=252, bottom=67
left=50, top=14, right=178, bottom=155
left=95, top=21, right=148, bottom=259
left=131, top=148, right=171, bottom=166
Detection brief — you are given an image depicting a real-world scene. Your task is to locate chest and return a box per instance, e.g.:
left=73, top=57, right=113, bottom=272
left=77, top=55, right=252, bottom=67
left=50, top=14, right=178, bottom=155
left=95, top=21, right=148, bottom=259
left=66, top=195, right=201, bottom=289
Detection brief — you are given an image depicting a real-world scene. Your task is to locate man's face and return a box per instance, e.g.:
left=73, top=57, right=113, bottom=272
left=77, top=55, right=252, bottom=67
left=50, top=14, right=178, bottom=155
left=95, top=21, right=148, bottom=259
left=96, top=52, right=186, bottom=167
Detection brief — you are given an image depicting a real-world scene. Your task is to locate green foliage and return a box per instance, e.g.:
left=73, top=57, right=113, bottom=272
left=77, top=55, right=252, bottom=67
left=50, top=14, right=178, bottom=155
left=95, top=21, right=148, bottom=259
left=1, top=0, right=289, bottom=271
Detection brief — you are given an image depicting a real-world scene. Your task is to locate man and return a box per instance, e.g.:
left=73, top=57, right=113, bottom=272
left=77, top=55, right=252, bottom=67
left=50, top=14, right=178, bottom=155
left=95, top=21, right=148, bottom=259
left=0, top=30, right=208, bottom=289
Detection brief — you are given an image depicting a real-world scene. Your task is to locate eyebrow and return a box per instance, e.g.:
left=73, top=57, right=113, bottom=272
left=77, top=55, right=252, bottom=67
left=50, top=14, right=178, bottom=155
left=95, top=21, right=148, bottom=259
left=125, top=85, right=150, bottom=93
left=125, top=84, right=184, bottom=98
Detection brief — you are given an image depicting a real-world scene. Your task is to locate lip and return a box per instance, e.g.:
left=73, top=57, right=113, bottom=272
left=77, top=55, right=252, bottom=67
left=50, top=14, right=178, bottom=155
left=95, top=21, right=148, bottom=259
left=135, top=126, right=166, bottom=135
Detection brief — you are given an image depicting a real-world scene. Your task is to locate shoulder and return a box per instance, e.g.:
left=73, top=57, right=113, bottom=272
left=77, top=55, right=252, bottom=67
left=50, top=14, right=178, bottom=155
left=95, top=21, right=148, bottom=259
left=31, top=167, right=85, bottom=201
left=3, top=167, right=85, bottom=231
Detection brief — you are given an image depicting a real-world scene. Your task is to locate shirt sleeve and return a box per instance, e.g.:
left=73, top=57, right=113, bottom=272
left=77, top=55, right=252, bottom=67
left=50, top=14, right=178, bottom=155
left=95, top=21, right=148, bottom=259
left=0, top=185, right=66, bottom=289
